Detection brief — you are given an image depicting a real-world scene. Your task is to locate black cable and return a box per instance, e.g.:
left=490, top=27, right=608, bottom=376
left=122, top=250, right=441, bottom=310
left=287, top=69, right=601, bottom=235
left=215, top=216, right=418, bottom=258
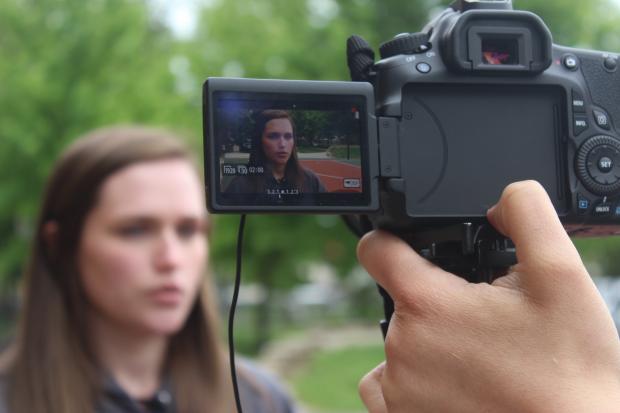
left=229, top=214, right=246, bottom=413
left=377, top=284, right=394, bottom=340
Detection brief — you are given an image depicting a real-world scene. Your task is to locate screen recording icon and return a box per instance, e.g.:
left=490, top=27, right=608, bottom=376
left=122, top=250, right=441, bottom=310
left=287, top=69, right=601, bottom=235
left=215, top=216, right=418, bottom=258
left=344, top=178, right=361, bottom=188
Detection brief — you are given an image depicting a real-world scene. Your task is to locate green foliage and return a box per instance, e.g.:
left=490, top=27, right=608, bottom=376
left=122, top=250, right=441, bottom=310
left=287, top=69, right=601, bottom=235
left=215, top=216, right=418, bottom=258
left=0, top=0, right=198, bottom=285
left=189, top=0, right=349, bottom=81
left=327, top=145, right=361, bottom=159
left=2, top=0, right=620, bottom=312
left=574, top=236, right=620, bottom=276
left=516, top=0, right=620, bottom=51
left=210, top=214, right=358, bottom=288
left=292, top=345, right=385, bottom=411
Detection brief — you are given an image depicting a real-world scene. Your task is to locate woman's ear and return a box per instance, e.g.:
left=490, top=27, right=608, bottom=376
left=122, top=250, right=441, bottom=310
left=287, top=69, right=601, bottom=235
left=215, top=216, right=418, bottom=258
left=42, top=221, right=59, bottom=256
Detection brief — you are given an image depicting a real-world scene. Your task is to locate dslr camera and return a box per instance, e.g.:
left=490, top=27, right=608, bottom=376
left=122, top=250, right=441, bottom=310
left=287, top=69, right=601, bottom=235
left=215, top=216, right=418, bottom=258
left=203, top=0, right=620, bottom=250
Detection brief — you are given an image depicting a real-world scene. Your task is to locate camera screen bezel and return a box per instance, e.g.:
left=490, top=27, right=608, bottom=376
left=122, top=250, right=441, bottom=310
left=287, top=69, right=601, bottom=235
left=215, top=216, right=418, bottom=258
left=203, top=77, right=379, bottom=213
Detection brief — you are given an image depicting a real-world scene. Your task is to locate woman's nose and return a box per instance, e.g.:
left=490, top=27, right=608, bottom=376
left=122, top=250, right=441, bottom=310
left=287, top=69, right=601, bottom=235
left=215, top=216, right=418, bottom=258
left=277, top=137, right=286, bottom=147
left=153, top=229, right=182, bottom=272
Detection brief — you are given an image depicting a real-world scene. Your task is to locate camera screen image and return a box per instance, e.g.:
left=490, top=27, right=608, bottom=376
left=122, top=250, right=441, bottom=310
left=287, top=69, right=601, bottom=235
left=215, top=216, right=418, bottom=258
left=211, top=91, right=371, bottom=208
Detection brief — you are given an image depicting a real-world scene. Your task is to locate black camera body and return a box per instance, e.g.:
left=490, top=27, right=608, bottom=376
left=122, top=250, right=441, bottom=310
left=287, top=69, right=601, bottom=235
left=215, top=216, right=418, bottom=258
left=364, top=2, right=620, bottom=237
left=203, top=0, right=620, bottom=238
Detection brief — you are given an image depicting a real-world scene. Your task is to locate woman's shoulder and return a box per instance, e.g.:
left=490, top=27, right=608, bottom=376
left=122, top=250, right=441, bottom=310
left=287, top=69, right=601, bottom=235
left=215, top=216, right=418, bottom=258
left=237, top=358, right=296, bottom=413
left=301, top=168, right=326, bottom=192
left=226, top=175, right=255, bottom=193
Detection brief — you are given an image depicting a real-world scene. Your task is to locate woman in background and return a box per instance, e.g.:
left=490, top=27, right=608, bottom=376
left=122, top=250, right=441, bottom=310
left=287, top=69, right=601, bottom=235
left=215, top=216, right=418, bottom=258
left=0, top=126, right=294, bottom=413
left=226, top=110, right=326, bottom=197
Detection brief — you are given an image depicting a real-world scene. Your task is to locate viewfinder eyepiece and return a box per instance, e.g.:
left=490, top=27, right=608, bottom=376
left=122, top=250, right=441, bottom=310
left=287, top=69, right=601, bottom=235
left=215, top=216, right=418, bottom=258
left=441, top=10, right=552, bottom=74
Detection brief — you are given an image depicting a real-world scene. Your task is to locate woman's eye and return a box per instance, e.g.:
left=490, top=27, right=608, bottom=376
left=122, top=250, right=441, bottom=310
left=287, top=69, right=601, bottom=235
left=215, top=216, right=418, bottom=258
left=284, top=133, right=293, bottom=140
left=177, top=222, right=200, bottom=239
left=118, top=224, right=150, bottom=238
left=267, top=132, right=281, bottom=140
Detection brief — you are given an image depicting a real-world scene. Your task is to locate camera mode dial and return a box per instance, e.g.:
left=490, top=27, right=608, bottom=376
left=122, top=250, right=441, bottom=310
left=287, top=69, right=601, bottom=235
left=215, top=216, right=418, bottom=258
left=379, top=32, right=430, bottom=59
left=576, top=135, right=620, bottom=195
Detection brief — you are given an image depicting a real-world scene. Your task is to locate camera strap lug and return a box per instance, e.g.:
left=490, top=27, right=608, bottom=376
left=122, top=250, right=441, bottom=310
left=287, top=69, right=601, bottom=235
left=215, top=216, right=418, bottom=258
left=347, top=35, right=376, bottom=82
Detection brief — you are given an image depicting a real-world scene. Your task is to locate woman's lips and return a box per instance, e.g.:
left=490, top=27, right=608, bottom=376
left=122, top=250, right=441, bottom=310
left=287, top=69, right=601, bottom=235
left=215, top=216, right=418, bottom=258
left=149, top=286, right=183, bottom=306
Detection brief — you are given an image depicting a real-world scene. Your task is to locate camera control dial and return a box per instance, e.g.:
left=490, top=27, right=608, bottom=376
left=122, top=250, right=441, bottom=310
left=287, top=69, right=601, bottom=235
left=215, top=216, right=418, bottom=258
left=379, top=32, right=430, bottom=59
left=576, top=135, right=620, bottom=195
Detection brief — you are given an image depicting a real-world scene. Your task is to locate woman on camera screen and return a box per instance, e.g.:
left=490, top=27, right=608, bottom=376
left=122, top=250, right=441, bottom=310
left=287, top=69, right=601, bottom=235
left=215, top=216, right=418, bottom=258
left=225, top=110, right=326, bottom=196
left=0, top=126, right=294, bottom=413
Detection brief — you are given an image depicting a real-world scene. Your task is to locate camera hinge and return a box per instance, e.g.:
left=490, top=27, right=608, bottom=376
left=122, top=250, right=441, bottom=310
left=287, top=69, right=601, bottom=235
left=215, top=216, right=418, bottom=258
left=378, top=116, right=401, bottom=179
left=377, top=116, right=405, bottom=193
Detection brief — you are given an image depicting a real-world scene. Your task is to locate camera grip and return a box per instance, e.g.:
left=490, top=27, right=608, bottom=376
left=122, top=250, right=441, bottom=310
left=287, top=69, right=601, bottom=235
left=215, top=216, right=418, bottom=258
left=580, top=55, right=620, bottom=129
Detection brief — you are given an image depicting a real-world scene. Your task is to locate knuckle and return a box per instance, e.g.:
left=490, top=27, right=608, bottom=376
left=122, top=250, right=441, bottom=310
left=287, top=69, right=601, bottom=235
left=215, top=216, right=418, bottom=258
left=383, top=334, right=398, bottom=358
left=503, top=180, right=543, bottom=197
left=383, top=312, right=423, bottom=359
left=501, top=180, right=545, bottom=209
left=358, top=373, right=371, bottom=396
left=537, top=255, right=587, bottom=280
left=396, top=284, right=442, bottom=317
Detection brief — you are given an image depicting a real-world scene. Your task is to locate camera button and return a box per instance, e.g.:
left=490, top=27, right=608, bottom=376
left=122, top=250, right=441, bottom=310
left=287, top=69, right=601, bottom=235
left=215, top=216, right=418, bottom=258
left=604, top=56, right=618, bottom=71
left=577, top=195, right=590, bottom=214
left=572, top=90, right=586, bottom=113
left=593, top=109, right=611, bottom=130
left=416, top=62, right=431, bottom=73
left=573, top=115, right=588, bottom=136
left=598, top=156, right=614, bottom=173
left=593, top=202, right=613, bottom=216
left=563, top=54, right=579, bottom=70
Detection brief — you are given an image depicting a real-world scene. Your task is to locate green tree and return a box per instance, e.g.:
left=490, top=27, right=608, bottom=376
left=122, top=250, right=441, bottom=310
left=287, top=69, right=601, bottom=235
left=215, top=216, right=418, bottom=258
left=2, top=0, right=620, bottom=355
left=0, top=0, right=196, bottom=286
left=516, top=0, right=620, bottom=50
left=211, top=214, right=359, bottom=351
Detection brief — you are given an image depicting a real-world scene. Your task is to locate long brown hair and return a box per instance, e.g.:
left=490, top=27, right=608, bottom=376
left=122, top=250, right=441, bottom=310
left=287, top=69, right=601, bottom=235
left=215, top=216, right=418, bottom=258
left=2, top=126, right=234, bottom=413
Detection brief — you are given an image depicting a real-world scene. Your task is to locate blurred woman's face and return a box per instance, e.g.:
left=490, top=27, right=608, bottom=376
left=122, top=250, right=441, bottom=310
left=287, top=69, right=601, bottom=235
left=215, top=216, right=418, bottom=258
left=78, top=159, right=208, bottom=336
left=261, top=118, right=294, bottom=168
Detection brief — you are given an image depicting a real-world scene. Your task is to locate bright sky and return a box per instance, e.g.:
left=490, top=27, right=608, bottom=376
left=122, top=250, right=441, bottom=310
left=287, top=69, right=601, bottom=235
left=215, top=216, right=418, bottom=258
left=149, top=0, right=207, bottom=39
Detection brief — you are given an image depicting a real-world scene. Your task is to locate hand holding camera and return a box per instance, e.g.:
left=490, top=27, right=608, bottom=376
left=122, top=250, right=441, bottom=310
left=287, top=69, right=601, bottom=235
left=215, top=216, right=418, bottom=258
left=357, top=180, right=620, bottom=413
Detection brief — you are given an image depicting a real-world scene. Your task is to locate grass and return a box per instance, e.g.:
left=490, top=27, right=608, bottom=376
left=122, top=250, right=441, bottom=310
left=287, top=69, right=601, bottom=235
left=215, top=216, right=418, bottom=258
left=326, top=145, right=360, bottom=160
left=292, top=345, right=385, bottom=412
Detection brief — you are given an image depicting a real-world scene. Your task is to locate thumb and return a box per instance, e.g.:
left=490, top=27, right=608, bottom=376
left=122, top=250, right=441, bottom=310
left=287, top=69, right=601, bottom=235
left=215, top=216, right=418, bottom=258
left=357, top=230, right=465, bottom=304
left=359, top=362, right=388, bottom=413
left=487, top=180, right=587, bottom=296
